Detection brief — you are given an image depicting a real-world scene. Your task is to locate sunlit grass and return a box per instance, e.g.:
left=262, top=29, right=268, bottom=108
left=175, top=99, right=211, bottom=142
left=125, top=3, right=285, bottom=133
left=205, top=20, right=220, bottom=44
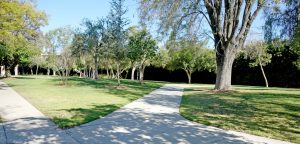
left=2, top=76, right=165, bottom=128
left=180, top=85, right=300, bottom=143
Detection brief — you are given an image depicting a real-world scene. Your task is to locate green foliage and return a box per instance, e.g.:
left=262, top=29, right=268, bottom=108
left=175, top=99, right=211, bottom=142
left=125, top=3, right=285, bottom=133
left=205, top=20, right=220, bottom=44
left=242, top=41, right=272, bottom=67
left=45, top=26, right=74, bottom=83
left=291, top=24, right=300, bottom=69
left=151, top=48, right=170, bottom=68
left=107, top=0, right=128, bottom=60
left=128, top=27, right=157, bottom=65
left=167, top=39, right=215, bottom=73
left=0, top=0, right=47, bottom=69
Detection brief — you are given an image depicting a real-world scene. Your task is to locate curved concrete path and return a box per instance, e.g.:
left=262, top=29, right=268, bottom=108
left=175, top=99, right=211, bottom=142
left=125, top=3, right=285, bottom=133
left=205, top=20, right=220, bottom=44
left=67, top=84, right=292, bottom=144
left=0, top=81, right=293, bottom=144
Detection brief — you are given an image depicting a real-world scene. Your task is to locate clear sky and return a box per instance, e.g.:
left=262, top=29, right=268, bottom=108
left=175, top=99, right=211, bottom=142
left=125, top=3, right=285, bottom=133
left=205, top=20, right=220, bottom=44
left=37, top=0, right=139, bottom=32
left=36, top=0, right=265, bottom=45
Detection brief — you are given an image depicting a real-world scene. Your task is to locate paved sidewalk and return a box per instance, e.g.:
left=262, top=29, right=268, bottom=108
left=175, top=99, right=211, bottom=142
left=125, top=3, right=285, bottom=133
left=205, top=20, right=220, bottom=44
left=0, top=81, right=77, bottom=143
left=0, top=81, right=293, bottom=144
left=67, top=84, right=292, bottom=144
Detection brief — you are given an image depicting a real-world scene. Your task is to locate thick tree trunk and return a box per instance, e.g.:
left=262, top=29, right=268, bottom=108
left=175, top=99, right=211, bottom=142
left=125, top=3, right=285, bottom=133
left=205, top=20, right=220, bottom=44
left=214, top=50, right=236, bottom=90
left=36, top=65, right=39, bottom=75
left=259, top=60, right=269, bottom=87
left=14, top=64, right=19, bottom=76
left=184, top=69, right=192, bottom=84
left=5, top=67, right=10, bottom=77
left=131, top=66, right=136, bottom=80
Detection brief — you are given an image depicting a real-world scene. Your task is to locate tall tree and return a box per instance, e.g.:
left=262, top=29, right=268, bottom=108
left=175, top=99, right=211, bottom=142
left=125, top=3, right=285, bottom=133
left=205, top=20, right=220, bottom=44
left=45, top=26, right=73, bottom=76
left=107, top=0, right=129, bottom=85
left=128, top=27, right=157, bottom=84
left=140, top=0, right=265, bottom=90
left=0, top=0, right=47, bottom=76
left=81, top=18, right=107, bottom=80
left=242, top=41, right=271, bottom=87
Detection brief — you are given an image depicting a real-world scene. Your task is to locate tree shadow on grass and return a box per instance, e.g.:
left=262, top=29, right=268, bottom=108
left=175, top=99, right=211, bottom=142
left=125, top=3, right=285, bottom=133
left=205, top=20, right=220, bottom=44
left=52, top=77, right=164, bottom=101
left=181, top=88, right=300, bottom=143
left=52, top=104, right=120, bottom=129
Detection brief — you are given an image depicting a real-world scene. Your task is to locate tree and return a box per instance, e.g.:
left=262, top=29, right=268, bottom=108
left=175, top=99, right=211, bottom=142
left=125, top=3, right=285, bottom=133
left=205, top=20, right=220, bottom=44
left=128, top=27, right=157, bottom=83
left=291, top=22, right=300, bottom=70
left=264, top=0, right=300, bottom=40
left=45, top=26, right=73, bottom=76
left=81, top=18, right=107, bottom=80
left=0, top=0, right=47, bottom=77
left=151, top=48, right=171, bottom=69
left=242, top=41, right=271, bottom=87
left=140, top=0, right=265, bottom=90
left=168, top=39, right=215, bottom=84
left=56, top=45, right=74, bottom=85
left=107, top=0, right=129, bottom=85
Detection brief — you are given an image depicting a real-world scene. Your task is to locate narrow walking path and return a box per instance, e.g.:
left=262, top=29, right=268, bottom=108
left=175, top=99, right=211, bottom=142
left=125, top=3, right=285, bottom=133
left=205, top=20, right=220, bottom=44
left=0, top=82, right=293, bottom=144
left=0, top=81, right=77, bottom=143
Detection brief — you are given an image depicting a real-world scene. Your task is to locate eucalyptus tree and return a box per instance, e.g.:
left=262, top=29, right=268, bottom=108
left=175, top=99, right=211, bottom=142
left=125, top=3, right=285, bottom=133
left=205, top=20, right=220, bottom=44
left=128, top=27, right=157, bottom=83
left=168, top=39, right=215, bottom=84
left=140, top=0, right=265, bottom=90
left=242, top=41, right=271, bottom=87
left=107, top=0, right=129, bottom=85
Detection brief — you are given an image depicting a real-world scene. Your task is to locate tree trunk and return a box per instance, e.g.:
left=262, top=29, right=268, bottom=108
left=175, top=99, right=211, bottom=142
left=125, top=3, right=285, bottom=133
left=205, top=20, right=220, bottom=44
left=110, top=68, right=115, bottom=79
left=47, top=68, right=50, bottom=76
left=259, top=59, right=269, bottom=87
left=5, top=67, right=10, bottom=77
left=106, top=68, right=109, bottom=78
left=184, top=69, right=192, bottom=84
left=139, top=65, right=145, bottom=84
left=53, top=69, right=56, bottom=76
left=94, top=57, right=99, bottom=80
left=36, top=65, right=39, bottom=75
left=116, top=64, right=120, bottom=86
left=14, top=64, right=19, bottom=76
left=0, top=66, right=5, bottom=77
left=30, top=67, right=33, bottom=75
left=214, top=50, right=236, bottom=90
left=131, top=66, right=136, bottom=80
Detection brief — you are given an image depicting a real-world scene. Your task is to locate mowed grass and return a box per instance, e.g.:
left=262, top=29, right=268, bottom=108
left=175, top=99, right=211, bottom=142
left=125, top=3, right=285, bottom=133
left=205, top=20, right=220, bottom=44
left=2, top=76, right=164, bottom=128
left=180, top=85, right=300, bottom=143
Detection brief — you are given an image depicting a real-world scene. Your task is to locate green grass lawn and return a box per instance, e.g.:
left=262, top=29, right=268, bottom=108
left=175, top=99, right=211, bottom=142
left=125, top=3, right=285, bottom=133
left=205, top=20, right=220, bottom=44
left=2, top=76, right=164, bottom=128
left=180, top=85, right=300, bottom=143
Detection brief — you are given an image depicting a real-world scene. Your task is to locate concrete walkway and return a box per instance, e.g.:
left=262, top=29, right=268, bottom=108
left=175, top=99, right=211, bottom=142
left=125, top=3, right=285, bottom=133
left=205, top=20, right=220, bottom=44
left=0, top=81, right=77, bottom=143
left=0, top=82, right=293, bottom=144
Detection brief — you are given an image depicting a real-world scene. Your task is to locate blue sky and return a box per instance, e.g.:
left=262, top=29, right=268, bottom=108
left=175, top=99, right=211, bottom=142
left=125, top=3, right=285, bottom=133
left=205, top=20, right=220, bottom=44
left=37, top=0, right=139, bottom=32
left=36, top=0, right=265, bottom=45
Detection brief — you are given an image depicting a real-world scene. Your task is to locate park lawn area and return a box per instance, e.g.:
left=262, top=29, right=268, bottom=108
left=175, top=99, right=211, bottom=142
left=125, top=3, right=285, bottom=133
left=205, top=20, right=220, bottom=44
left=2, top=76, right=165, bottom=128
left=180, top=85, right=300, bottom=143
